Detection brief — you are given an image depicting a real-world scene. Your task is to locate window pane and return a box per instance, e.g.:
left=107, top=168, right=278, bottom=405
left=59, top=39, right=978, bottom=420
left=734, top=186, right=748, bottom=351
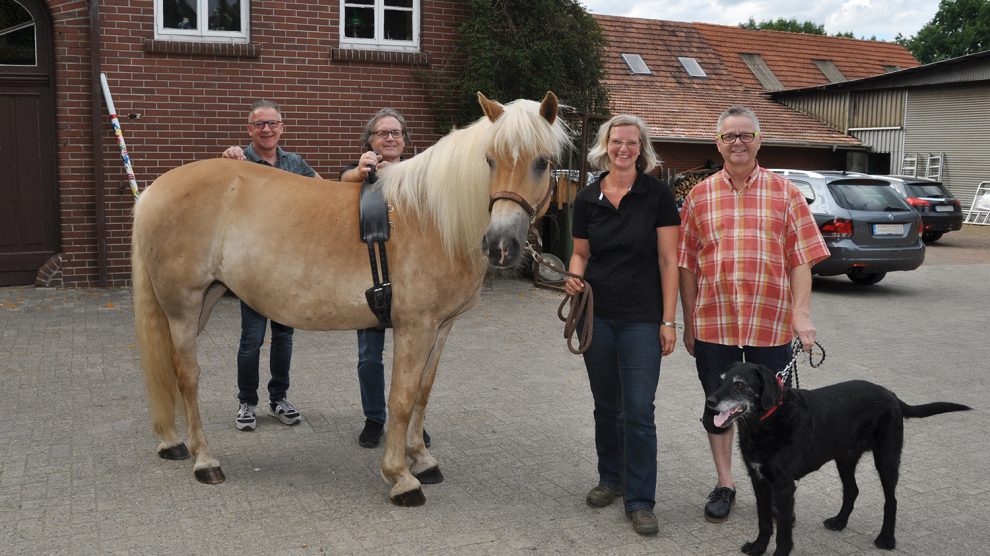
left=344, top=6, right=374, bottom=39
left=385, top=0, right=413, bottom=7
left=163, top=0, right=198, bottom=30
left=0, top=0, right=35, bottom=65
left=383, top=9, right=411, bottom=41
left=208, top=0, right=241, bottom=32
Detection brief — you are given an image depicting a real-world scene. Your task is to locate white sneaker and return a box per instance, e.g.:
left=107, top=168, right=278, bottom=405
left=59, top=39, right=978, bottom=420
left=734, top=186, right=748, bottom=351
left=235, top=403, right=256, bottom=431
left=268, top=399, right=301, bottom=425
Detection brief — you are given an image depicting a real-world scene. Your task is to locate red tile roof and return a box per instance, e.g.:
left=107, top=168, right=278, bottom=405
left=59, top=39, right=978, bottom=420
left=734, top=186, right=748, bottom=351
left=593, top=16, right=918, bottom=148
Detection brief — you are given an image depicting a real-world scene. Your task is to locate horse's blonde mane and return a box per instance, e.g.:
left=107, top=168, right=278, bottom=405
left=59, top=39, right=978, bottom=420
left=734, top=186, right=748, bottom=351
left=381, top=97, right=571, bottom=262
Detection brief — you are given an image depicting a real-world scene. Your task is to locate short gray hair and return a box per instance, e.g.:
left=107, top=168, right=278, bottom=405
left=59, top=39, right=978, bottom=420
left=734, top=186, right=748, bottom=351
left=586, top=114, right=661, bottom=173
left=362, top=108, right=410, bottom=151
left=716, top=106, right=760, bottom=133
left=248, top=99, right=282, bottom=121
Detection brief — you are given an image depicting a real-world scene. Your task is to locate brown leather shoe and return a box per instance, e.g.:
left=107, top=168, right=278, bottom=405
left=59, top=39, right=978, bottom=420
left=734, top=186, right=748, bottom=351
left=586, top=484, right=622, bottom=507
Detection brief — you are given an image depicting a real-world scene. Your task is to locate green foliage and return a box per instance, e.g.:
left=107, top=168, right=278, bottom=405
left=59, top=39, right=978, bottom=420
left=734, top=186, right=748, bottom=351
left=898, top=0, right=990, bottom=63
left=739, top=17, right=863, bottom=39
left=450, top=0, right=610, bottom=126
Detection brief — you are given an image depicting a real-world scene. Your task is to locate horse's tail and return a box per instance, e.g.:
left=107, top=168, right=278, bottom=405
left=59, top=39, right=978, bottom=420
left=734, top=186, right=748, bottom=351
left=132, top=239, right=181, bottom=439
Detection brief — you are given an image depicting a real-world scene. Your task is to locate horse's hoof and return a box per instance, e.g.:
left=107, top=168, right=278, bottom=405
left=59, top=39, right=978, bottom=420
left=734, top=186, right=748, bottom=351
left=414, top=466, right=444, bottom=485
left=390, top=488, right=426, bottom=507
left=194, top=466, right=226, bottom=484
left=157, top=443, right=190, bottom=460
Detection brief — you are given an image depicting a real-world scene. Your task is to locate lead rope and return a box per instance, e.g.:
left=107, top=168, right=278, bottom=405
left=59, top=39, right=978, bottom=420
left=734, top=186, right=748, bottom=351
left=528, top=247, right=594, bottom=354
left=776, top=338, right=826, bottom=389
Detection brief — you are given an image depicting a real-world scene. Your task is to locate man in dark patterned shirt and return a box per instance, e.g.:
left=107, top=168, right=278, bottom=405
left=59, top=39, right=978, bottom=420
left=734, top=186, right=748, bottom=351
left=221, top=99, right=321, bottom=432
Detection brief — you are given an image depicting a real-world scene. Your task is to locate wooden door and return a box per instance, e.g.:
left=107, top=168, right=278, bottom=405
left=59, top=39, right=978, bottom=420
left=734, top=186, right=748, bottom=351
left=0, top=0, right=59, bottom=286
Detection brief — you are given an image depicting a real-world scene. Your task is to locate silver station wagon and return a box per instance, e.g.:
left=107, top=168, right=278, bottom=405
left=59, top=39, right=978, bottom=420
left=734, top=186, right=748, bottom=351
left=772, top=170, right=925, bottom=285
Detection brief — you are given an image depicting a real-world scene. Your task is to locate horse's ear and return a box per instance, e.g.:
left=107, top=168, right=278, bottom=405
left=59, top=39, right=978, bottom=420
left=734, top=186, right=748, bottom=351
left=477, top=92, right=504, bottom=122
left=539, top=91, right=558, bottom=125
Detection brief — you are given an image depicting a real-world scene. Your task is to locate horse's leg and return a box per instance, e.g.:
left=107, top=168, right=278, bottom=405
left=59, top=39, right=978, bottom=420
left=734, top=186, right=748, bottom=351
left=132, top=250, right=189, bottom=461
left=166, top=305, right=225, bottom=484
left=407, top=318, right=455, bottom=485
left=381, top=322, right=444, bottom=506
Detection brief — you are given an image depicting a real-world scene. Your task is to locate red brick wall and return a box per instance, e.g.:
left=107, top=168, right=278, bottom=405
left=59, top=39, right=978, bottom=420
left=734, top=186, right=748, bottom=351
left=47, top=0, right=467, bottom=285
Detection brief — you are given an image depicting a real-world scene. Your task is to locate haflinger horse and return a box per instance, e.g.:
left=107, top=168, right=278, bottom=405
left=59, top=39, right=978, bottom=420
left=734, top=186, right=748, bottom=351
left=132, top=91, right=569, bottom=506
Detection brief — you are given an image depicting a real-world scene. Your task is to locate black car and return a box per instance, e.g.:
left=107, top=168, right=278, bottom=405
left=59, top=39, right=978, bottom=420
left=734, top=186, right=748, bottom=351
left=772, top=170, right=925, bottom=285
left=869, top=175, right=963, bottom=243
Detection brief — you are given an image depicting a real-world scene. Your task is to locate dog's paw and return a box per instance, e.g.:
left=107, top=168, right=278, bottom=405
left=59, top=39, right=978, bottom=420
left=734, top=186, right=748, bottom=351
left=741, top=540, right=768, bottom=555
left=874, top=533, right=896, bottom=550
left=823, top=516, right=847, bottom=531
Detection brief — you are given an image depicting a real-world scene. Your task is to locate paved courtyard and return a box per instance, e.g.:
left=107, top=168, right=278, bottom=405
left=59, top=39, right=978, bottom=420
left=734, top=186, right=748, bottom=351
left=1, top=226, right=988, bottom=555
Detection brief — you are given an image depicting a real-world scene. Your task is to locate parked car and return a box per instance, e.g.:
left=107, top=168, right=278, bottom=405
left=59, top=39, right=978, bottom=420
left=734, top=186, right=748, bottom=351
left=868, top=175, right=963, bottom=243
left=772, top=170, right=925, bottom=285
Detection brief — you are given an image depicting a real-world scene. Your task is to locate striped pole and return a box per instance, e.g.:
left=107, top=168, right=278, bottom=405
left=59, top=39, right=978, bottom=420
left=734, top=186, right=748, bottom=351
left=99, top=73, right=140, bottom=199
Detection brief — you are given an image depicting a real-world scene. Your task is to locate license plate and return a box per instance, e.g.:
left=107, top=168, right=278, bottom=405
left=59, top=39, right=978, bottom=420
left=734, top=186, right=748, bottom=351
left=934, top=205, right=954, bottom=212
left=873, top=223, right=905, bottom=236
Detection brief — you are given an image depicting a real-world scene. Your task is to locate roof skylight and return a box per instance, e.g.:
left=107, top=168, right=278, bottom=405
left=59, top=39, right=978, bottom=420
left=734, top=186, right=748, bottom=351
left=678, top=57, right=707, bottom=78
left=621, top=53, right=652, bottom=75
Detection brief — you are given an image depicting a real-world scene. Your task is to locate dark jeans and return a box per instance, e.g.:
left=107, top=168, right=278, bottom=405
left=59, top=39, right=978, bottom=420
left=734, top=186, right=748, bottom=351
left=357, top=327, right=387, bottom=424
left=237, top=301, right=294, bottom=406
left=694, top=340, right=792, bottom=434
left=581, top=317, right=662, bottom=512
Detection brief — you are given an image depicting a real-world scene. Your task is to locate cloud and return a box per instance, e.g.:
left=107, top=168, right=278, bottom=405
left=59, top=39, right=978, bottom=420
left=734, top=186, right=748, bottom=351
left=581, top=0, right=939, bottom=40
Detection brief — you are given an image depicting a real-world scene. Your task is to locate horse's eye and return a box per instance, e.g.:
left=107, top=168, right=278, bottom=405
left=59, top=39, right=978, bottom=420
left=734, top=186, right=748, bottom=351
left=533, top=157, right=548, bottom=172
left=486, top=155, right=494, bottom=168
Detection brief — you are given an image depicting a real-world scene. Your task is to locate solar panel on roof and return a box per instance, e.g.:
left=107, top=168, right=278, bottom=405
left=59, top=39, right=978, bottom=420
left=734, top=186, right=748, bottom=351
left=677, top=57, right=707, bottom=78
left=621, top=53, right=652, bottom=75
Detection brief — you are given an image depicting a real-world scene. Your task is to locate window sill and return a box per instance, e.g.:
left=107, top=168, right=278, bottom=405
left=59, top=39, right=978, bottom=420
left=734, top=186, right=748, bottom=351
left=331, top=48, right=430, bottom=66
left=144, top=39, right=260, bottom=58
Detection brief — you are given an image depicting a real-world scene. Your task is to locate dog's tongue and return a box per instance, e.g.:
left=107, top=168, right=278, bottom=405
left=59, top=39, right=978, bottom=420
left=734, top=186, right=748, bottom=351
left=714, top=410, right=732, bottom=428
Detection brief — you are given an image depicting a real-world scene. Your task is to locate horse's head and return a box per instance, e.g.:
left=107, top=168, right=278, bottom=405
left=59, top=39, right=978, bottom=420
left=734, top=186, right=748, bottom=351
left=480, top=91, right=567, bottom=269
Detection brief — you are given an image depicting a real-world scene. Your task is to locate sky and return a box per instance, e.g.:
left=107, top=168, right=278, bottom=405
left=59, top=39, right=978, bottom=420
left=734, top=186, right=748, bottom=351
left=580, top=0, right=940, bottom=41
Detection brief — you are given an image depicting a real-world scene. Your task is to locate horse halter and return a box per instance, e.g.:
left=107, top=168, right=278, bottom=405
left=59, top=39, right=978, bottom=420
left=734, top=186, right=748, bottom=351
left=488, top=164, right=555, bottom=225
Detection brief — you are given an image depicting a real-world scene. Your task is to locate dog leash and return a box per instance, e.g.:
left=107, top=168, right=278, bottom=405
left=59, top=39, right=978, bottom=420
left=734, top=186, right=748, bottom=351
left=777, top=339, right=826, bottom=389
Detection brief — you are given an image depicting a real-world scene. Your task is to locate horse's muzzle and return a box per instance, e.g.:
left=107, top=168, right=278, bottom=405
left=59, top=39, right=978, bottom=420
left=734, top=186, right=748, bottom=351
left=481, top=233, right=522, bottom=269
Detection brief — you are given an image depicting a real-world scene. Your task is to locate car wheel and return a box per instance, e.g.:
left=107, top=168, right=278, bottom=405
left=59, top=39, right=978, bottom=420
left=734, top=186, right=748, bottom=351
left=847, top=271, right=886, bottom=285
left=922, top=232, right=943, bottom=243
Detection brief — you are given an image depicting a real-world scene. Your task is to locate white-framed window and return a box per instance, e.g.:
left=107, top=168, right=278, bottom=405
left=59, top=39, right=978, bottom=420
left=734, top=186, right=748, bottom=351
left=154, top=0, right=250, bottom=43
left=340, top=0, right=419, bottom=52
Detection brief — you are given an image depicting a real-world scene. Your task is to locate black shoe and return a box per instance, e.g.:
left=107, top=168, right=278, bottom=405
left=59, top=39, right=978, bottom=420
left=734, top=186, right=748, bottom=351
left=359, top=419, right=384, bottom=448
left=704, top=486, right=736, bottom=523
left=423, top=428, right=431, bottom=448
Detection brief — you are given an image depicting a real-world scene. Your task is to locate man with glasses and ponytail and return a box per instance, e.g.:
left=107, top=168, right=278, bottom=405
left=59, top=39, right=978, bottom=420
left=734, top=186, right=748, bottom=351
left=677, top=106, right=829, bottom=523
left=221, top=99, right=321, bottom=431
left=339, top=108, right=431, bottom=450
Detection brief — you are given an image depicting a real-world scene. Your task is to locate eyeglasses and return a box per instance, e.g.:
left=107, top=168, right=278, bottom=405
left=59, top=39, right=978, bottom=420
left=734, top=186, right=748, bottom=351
left=250, top=120, right=282, bottom=130
left=373, top=129, right=403, bottom=139
left=717, top=132, right=759, bottom=143
left=608, top=139, right=640, bottom=149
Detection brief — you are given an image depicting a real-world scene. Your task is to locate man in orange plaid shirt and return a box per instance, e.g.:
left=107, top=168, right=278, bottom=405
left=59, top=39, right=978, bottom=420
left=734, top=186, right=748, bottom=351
left=677, top=106, right=830, bottom=523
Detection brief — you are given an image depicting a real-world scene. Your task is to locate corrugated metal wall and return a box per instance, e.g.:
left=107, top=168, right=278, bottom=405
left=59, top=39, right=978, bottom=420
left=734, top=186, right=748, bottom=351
left=904, top=84, right=990, bottom=209
left=777, top=91, right=848, bottom=131
left=850, top=90, right=905, bottom=128
left=851, top=128, right=904, bottom=171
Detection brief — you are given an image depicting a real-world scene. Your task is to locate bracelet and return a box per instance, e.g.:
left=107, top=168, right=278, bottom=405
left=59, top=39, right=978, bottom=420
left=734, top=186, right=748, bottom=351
left=660, top=321, right=676, bottom=328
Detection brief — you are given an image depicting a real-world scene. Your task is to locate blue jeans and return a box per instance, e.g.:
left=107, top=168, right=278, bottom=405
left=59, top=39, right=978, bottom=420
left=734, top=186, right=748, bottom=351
left=237, top=301, right=294, bottom=405
left=581, top=317, right=661, bottom=512
left=357, top=328, right=387, bottom=424
left=694, top=340, right=792, bottom=434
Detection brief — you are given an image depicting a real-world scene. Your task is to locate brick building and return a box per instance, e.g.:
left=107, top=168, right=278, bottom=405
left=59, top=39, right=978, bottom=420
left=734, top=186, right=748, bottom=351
left=2, top=0, right=466, bottom=287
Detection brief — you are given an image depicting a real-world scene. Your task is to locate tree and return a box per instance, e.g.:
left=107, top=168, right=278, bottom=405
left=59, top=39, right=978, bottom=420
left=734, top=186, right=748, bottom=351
left=897, top=0, right=990, bottom=63
left=433, top=0, right=609, bottom=129
left=739, top=17, right=863, bottom=39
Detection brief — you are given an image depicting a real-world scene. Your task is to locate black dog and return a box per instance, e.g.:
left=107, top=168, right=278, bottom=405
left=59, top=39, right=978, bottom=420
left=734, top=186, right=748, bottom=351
left=707, top=362, right=970, bottom=556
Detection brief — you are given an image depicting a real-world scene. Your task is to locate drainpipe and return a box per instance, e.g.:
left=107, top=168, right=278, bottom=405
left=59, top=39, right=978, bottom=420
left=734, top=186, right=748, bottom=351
left=90, top=0, right=108, bottom=285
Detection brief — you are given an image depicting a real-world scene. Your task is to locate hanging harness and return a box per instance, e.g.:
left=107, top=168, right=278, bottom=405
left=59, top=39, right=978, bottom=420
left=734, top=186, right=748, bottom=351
left=359, top=170, right=393, bottom=329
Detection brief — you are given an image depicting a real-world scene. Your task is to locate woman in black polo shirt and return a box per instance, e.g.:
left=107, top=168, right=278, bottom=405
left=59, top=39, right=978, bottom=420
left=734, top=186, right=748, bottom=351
left=564, top=114, right=680, bottom=535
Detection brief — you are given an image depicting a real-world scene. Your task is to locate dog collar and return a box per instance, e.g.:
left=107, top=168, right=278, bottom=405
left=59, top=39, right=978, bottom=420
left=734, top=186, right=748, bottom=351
left=758, top=376, right=785, bottom=421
